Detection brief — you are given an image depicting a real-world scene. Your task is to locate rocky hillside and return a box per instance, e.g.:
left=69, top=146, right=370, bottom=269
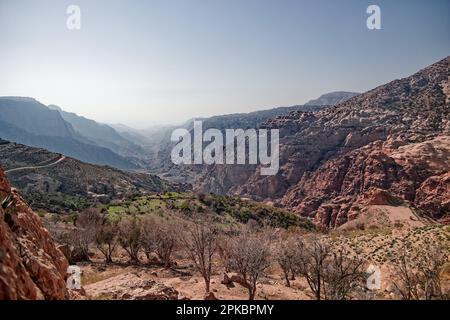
left=0, top=97, right=138, bottom=170
left=0, top=168, right=69, bottom=299
left=0, top=140, right=184, bottom=212
left=148, top=92, right=358, bottom=183
left=304, top=91, right=359, bottom=106
left=197, top=56, right=450, bottom=227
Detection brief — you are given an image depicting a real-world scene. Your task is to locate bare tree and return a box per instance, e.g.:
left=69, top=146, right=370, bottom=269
left=140, top=217, right=157, bottom=261
left=118, top=216, right=141, bottom=263
left=296, top=237, right=367, bottom=300
left=225, top=231, right=272, bottom=300
left=217, top=236, right=232, bottom=274
left=76, top=208, right=102, bottom=228
left=217, top=224, right=243, bottom=274
left=140, top=217, right=179, bottom=267
left=391, top=240, right=448, bottom=300
left=95, top=219, right=118, bottom=264
left=296, top=237, right=329, bottom=300
left=66, top=229, right=93, bottom=262
left=276, top=236, right=303, bottom=287
left=180, top=220, right=218, bottom=294
left=322, top=249, right=366, bottom=300
left=391, top=244, right=420, bottom=300
left=68, top=208, right=102, bottom=262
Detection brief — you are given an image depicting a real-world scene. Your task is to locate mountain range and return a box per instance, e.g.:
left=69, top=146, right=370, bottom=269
left=197, top=56, right=450, bottom=227
left=0, top=97, right=139, bottom=170
left=0, top=91, right=358, bottom=212
left=48, top=104, right=145, bottom=159
left=0, top=57, right=448, bottom=227
left=0, top=91, right=358, bottom=176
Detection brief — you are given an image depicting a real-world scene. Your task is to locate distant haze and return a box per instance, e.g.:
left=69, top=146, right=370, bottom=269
left=0, top=0, right=449, bottom=128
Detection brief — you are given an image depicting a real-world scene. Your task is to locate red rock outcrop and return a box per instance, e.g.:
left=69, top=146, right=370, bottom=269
left=415, top=172, right=450, bottom=220
left=0, top=168, right=69, bottom=299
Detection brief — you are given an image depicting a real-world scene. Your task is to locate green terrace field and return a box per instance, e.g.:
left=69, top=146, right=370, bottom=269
left=102, top=192, right=315, bottom=230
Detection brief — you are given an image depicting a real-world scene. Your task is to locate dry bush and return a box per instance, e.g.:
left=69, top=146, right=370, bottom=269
left=276, top=235, right=303, bottom=287
left=225, top=231, right=272, bottom=300
left=140, top=217, right=158, bottom=261
left=66, top=208, right=102, bottom=262
left=322, top=249, right=366, bottom=300
left=180, top=220, right=219, bottom=294
left=51, top=208, right=118, bottom=264
left=217, top=235, right=232, bottom=273
left=140, top=217, right=180, bottom=267
left=296, top=236, right=366, bottom=300
left=391, top=240, right=449, bottom=300
left=95, top=219, right=119, bottom=264
left=76, top=208, right=103, bottom=228
left=117, top=216, right=142, bottom=263
left=296, top=237, right=329, bottom=300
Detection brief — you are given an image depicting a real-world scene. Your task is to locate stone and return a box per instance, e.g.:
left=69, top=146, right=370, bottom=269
left=0, top=168, right=69, bottom=300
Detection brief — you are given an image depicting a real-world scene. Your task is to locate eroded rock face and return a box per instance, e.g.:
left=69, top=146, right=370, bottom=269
left=415, top=172, right=450, bottom=220
left=0, top=168, right=68, bottom=300
left=283, top=136, right=450, bottom=229
left=198, top=56, right=450, bottom=228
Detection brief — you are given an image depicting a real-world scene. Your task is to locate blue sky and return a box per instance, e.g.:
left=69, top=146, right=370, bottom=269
left=0, top=0, right=449, bottom=127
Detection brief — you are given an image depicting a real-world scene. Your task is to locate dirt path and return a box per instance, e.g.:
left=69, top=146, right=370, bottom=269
left=5, top=155, right=66, bottom=173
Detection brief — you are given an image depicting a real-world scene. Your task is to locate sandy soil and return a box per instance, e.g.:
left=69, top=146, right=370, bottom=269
left=82, top=262, right=311, bottom=300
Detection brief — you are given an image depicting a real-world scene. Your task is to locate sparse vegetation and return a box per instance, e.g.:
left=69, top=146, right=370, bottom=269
left=180, top=219, right=219, bottom=294
left=117, top=216, right=142, bottom=263
left=66, top=208, right=102, bottom=262
left=390, top=240, right=449, bottom=300
left=40, top=189, right=449, bottom=301
left=104, top=192, right=314, bottom=230
left=276, top=235, right=303, bottom=287
left=140, top=217, right=179, bottom=267
left=294, top=237, right=367, bottom=300
left=225, top=230, right=272, bottom=300
left=95, top=218, right=119, bottom=264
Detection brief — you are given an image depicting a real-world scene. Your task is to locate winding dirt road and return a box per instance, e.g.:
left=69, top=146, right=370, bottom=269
left=5, top=155, right=66, bottom=174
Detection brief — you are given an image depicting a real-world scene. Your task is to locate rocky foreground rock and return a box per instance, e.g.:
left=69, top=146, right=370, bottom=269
left=84, top=272, right=179, bottom=300
left=198, top=56, right=450, bottom=228
left=0, top=168, right=68, bottom=299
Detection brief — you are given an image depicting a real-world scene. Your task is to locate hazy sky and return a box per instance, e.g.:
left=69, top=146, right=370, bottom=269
left=0, top=0, right=449, bottom=128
